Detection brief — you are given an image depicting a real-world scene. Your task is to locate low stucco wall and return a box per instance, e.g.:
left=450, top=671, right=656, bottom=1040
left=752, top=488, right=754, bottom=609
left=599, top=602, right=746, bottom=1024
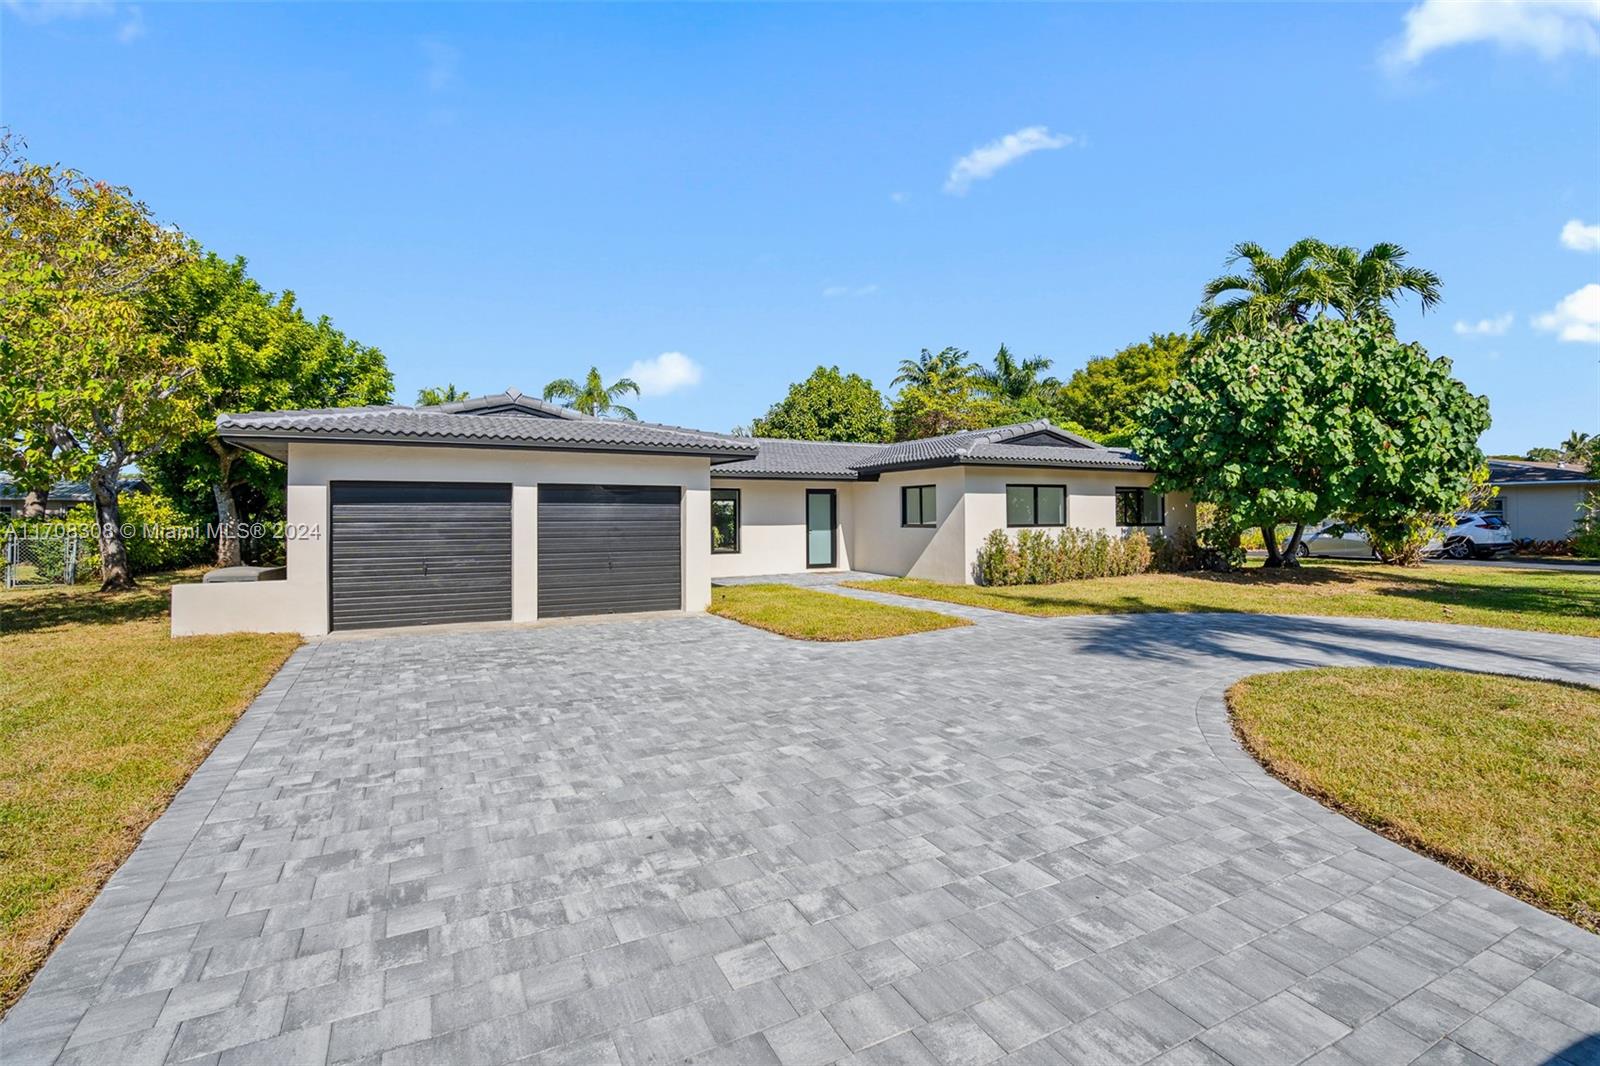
left=707, top=479, right=855, bottom=578
left=170, top=442, right=714, bottom=637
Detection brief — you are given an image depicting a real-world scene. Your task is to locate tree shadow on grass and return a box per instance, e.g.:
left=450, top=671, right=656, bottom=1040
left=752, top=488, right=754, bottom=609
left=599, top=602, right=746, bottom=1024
left=0, top=570, right=197, bottom=637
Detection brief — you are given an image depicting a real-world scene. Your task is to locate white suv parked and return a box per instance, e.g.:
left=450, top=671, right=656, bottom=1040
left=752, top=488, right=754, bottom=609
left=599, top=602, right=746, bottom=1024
left=1426, top=512, right=1515, bottom=560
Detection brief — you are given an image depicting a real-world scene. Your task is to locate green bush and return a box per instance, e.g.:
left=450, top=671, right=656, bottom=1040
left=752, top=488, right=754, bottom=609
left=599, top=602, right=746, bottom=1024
left=50, top=491, right=213, bottom=577
left=1574, top=491, right=1600, bottom=560
left=973, top=527, right=1159, bottom=586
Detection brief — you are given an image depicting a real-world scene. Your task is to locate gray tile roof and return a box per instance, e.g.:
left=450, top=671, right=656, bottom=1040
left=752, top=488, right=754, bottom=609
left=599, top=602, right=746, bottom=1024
left=218, top=394, right=759, bottom=463
left=714, top=421, right=1148, bottom=480
left=1488, top=459, right=1595, bottom=485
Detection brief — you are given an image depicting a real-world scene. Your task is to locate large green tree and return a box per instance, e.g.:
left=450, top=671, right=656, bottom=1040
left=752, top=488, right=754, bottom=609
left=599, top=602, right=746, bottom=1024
left=142, top=252, right=391, bottom=566
left=1134, top=319, right=1488, bottom=567
left=749, top=366, right=890, bottom=442
left=543, top=367, right=639, bottom=418
left=417, top=383, right=467, bottom=406
left=1, top=142, right=199, bottom=589
left=891, top=346, right=977, bottom=390
left=1053, top=332, right=1190, bottom=444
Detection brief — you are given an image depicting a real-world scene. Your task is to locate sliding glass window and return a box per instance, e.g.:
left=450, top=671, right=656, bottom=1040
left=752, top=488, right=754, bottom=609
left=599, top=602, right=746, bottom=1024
left=1006, top=485, right=1066, bottom=527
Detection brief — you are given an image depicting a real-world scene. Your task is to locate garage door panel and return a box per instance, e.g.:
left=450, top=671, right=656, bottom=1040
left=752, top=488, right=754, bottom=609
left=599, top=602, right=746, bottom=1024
left=330, top=481, right=512, bottom=631
left=537, top=484, right=681, bottom=618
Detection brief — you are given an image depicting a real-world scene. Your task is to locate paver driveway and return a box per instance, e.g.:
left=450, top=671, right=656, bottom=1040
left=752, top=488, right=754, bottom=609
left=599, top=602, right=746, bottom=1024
left=4, top=598, right=1600, bottom=1066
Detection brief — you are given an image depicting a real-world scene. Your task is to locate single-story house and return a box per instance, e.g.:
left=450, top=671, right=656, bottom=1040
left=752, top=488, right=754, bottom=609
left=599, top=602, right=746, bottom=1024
left=1485, top=459, right=1595, bottom=542
left=170, top=389, right=1193, bottom=636
left=0, top=476, right=147, bottom=519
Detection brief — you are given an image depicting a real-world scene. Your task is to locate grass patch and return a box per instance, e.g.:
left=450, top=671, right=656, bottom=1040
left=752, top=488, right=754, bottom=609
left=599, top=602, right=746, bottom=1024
left=1228, top=668, right=1600, bottom=931
left=849, top=559, right=1600, bottom=637
left=711, top=583, right=969, bottom=642
left=0, top=570, right=299, bottom=1014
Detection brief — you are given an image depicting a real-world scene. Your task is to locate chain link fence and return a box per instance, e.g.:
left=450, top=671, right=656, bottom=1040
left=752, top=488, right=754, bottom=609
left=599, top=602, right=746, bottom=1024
left=3, top=531, right=86, bottom=589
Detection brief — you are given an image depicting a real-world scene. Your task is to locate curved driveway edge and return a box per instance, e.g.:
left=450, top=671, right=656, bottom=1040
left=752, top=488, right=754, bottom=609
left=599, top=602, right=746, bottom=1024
left=2, top=609, right=1598, bottom=1066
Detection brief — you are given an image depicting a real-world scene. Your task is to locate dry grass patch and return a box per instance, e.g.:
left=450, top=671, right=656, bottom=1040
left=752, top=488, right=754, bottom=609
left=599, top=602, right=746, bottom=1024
left=1229, top=667, right=1600, bottom=931
left=850, top=559, right=1600, bottom=637
left=711, top=583, right=969, bottom=642
left=0, top=570, right=299, bottom=1014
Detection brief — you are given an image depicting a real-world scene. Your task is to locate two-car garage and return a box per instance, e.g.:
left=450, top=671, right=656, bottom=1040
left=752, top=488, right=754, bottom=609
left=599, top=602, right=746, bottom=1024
left=328, top=481, right=682, bottom=631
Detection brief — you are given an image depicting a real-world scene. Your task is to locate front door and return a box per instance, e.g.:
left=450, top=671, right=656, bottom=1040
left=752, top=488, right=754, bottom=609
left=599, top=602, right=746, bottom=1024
left=806, top=489, right=836, bottom=568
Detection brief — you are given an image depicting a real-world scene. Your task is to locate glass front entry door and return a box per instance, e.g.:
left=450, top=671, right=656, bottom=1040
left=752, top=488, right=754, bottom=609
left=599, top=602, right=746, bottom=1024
left=806, top=490, right=836, bottom=568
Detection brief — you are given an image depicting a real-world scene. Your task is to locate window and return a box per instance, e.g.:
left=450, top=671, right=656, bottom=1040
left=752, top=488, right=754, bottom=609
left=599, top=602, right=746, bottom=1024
left=1115, top=487, right=1165, bottom=527
left=902, top=485, right=936, bottom=527
left=1480, top=496, right=1504, bottom=514
left=711, top=489, right=740, bottom=553
left=1006, top=485, right=1067, bottom=527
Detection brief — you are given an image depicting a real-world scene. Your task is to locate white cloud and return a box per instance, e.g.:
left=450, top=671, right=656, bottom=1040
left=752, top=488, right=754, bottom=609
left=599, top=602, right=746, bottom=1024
left=420, top=38, right=460, bottom=92
left=622, top=351, right=702, bottom=396
left=1533, top=284, right=1600, bottom=343
left=1561, top=219, right=1600, bottom=252
left=1453, top=312, right=1514, bottom=336
left=943, top=126, right=1074, bottom=196
left=3, top=0, right=143, bottom=41
left=822, top=283, right=879, bottom=298
left=889, top=191, right=908, bottom=204
left=1385, top=0, right=1600, bottom=68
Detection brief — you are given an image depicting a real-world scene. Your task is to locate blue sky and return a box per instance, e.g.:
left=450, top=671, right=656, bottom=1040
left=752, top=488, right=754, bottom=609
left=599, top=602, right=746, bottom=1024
left=4, top=2, right=1598, bottom=453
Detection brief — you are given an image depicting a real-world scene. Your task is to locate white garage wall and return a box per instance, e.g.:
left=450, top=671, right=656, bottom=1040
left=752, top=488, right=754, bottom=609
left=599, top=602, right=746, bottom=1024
left=172, top=442, right=713, bottom=637
left=707, top=479, right=855, bottom=578
left=1498, top=483, right=1591, bottom=541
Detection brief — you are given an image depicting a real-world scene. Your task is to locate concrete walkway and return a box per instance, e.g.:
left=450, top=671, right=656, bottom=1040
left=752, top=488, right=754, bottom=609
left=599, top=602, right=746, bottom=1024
left=3, top=603, right=1599, bottom=1066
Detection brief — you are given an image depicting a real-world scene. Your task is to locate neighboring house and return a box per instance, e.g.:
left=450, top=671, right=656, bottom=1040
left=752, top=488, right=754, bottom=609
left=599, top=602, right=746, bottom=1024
left=1485, top=459, right=1595, bottom=542
left=170, top=389, right=1193, bottom=636
left=0, top=475, right=147, bottom=518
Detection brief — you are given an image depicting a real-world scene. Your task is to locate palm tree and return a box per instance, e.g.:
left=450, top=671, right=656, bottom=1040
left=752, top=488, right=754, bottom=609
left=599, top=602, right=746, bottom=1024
left=892, top=347, right=976, bottom=390
left=1560, top=430, right=1594, bottom=465
left=1192, top=238, right=1330, bottom=338
left=975, top=343, right=1056, bottom=402
left=1317, top=241, right=1442, bottom=329
left=416, top=383, right=468, bottom=406
left=543, top=367, right=640, bottom=419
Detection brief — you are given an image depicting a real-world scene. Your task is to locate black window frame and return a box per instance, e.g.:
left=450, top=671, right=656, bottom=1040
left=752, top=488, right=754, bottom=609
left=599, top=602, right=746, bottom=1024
left=901, top=484, right=937, bottom=528
left=711, top=487, right=741, bottom=554
left=1005, top=484, right=1068, bottom=528
left=1115, top=486, right=1165, bottom=527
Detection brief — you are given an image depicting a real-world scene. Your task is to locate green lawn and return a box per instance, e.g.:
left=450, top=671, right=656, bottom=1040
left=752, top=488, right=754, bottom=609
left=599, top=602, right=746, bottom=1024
left=0, top=571, right=300, bottom=1015
left=1229, top=668, right=1600, bottom=932
left=849, top=559, right=1600, bottom=638
left=710, top=583, right=969, bottom=641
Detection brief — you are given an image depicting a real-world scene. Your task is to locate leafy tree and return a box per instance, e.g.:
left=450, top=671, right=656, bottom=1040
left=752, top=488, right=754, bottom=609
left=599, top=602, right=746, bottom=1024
left=543, top=367, right=639, bottom=419
left=417, top=384, right=468, bottom=406
left=891, top=346, right=977, bottom=390
left=141, top=252, right=391, bottom=566
left=890, top=379, right=1012, bottom=441
left=975, top=344, right=1056, bottom=403
left=0, top=141, right=198, bottom=589
left=1134, top=318, right=1488, bottom=567
left=1525, top=447, right=1561, bottom=462
left=1053, top=332, right=1190, bottom=443
left=1194, top=238, right=1442, bottom=338
left=749, top=366, right=890, bottom=442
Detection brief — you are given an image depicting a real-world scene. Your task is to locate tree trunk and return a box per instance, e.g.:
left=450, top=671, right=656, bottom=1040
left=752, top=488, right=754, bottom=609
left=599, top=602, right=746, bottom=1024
left=21, top=487, right=48, bottom=519
left=1279, top=522, right=1307, bottom=567
left=1260, top=525, right=1283, bottom=567
left=213, top=480, right=242, bottom=567
left=90, top=469, right=136, bottom=591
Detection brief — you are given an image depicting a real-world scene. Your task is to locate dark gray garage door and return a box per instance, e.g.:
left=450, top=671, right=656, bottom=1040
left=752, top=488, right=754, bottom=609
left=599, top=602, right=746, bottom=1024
left=537, top=484, right=681, bottom=618
left=330, top=481, right=512, bottom=631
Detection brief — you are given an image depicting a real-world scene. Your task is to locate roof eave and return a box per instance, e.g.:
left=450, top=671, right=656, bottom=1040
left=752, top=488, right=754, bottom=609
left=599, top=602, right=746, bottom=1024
left=217, top=429, right=758, bottom=463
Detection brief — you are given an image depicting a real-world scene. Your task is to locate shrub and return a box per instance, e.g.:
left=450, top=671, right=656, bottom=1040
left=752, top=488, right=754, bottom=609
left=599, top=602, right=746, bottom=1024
left=1512, top=537, right=1575, bottom=557
left=52, top=491, right=213, bottom=577
left=1571, top=491, right=1600, bottom=560
left=973, top=527, right=1164, bottom=586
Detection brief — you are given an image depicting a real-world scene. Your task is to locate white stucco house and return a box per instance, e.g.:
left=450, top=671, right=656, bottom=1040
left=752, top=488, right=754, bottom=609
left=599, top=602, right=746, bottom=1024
left=170, top=390, right=1193, bottom=636
left=1485, top=459, right=1595, bottom=542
